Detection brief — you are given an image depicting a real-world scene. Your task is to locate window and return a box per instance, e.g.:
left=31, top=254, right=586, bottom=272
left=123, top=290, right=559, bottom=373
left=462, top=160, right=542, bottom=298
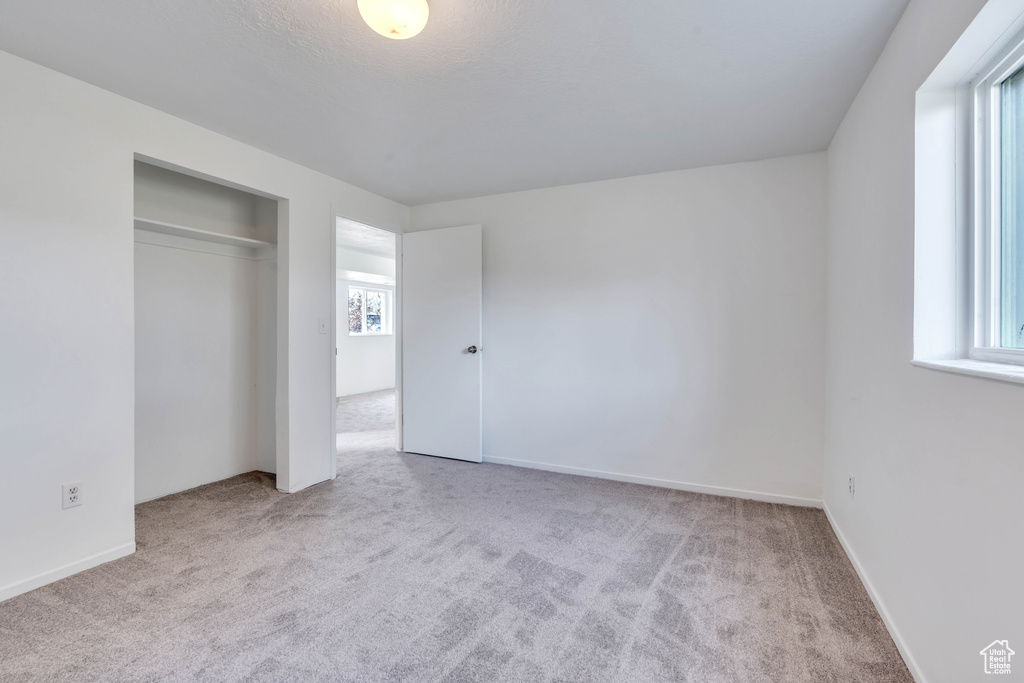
left=912, top=2, right=1024, bottom=382
left=1000, top=69, right=1024, bottom=349
left=348, top=287, right=392, bottom=335
left=971, top=37, right=1024, bottom=363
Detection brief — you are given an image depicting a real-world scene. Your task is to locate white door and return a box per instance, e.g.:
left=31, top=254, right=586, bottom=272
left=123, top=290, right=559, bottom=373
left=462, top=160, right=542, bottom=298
left=402, top=225, right=482, bottom=462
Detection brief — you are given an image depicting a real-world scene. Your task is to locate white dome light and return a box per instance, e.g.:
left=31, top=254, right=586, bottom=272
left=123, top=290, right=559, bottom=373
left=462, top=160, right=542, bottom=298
left=357, top=0, right=429, bottom=40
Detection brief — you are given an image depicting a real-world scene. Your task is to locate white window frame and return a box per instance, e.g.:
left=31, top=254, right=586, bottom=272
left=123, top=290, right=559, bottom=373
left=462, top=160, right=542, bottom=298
left=969, top=32, right=1024, bottom=366
left=912, top=0, right=1024, bottom=385
left=348, top=286, right=393, bottom=336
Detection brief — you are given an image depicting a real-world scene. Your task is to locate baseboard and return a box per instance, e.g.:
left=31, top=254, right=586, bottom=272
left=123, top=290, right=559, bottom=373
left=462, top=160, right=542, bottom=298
left=481, top=455, right=823, bottom=508
left=822, top=502, right=926, bottom=683
left=137, top=469, right=274, bottom=503
left=0, top=541, right=136, bottom=604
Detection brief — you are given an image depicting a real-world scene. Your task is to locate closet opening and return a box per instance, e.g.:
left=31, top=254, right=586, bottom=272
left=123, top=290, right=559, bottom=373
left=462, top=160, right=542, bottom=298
left=133, top=159, right=280, bottom=502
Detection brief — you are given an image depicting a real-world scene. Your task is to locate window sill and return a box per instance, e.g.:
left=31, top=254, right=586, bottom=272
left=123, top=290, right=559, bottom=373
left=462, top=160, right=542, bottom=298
left=349, top=333, right=393, bottom=337
left=911, top=358, right=1024, bottom=385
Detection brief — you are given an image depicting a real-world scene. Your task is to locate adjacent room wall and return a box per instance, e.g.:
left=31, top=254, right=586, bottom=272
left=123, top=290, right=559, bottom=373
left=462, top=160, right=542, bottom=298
left=337, top=247, right=396, bottom=280
left=336, top=244, right=396, bottom=397
left=823, top=0, right=1024, bottom=680
left=410, top=153, right=828, bottom=505
left=0, top=49, right=408, bottom=602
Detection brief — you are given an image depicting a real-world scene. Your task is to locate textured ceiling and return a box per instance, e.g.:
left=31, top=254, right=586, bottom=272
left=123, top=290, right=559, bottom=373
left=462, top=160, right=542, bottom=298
left=337, top=218, right=396, bottom=258
left=0, top=0, right=908, bottom=205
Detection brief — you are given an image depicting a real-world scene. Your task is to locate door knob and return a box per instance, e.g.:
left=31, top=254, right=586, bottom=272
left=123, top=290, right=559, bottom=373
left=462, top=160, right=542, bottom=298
left=467, top=345, right=478, bottom=354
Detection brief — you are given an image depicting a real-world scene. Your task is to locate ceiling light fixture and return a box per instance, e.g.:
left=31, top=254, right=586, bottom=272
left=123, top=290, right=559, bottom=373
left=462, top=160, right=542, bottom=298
left=357, top=0, right=429, bottom=40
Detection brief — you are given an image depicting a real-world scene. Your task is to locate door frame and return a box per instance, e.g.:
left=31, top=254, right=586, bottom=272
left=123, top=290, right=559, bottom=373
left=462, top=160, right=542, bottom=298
left=330, top=211, right=403, bottom=481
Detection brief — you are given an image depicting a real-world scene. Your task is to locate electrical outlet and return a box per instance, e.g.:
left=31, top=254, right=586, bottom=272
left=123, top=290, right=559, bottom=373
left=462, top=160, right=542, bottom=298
left=62, top=481, right=83, bottom=509
left=848, top=475, right=856, bottom=498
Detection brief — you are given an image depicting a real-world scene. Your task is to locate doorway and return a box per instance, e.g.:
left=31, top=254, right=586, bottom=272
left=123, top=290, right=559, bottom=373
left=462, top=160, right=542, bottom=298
left=331, top=220, right=484, bottom=473
left=334, top=218, right=399, bottom=466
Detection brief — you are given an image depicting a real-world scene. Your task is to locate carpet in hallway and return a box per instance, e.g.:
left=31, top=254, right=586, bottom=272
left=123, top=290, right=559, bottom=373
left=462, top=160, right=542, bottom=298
left=336, top=389, right=396, bottom=458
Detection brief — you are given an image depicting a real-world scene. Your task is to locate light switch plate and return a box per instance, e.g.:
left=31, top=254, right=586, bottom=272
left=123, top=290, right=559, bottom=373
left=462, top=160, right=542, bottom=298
left=318, top=317, right=328, bottom=334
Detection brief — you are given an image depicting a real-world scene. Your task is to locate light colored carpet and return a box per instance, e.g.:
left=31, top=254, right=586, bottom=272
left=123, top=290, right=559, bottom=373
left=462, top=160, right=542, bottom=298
left=336, top=389, right=396, bottom=457
left=0, top=390, right=911, bottom=682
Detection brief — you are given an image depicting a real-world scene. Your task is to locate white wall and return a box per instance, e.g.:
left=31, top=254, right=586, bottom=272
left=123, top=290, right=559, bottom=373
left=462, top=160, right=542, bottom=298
left=0, top=49, right=407, bottom=602
left=410, top=153, right=828, bottom=505
left=824, top=0, right=1024, bottom=680
left=255, top=257, right=277, bottom=474
left=337, top=247, right=396, bottom=280
left=335, top=244, right=396, bottom=397
left=134, top=241, right=266, bottom=502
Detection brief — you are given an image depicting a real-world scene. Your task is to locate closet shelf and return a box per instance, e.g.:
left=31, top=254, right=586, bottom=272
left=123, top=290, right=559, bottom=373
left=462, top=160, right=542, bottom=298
left=133, top=217, right=275, bottom=249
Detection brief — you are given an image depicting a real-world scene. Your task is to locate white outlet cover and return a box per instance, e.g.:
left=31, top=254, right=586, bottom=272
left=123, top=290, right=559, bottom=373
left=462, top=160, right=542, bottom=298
left=62, top=481, right=83, bottom=509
